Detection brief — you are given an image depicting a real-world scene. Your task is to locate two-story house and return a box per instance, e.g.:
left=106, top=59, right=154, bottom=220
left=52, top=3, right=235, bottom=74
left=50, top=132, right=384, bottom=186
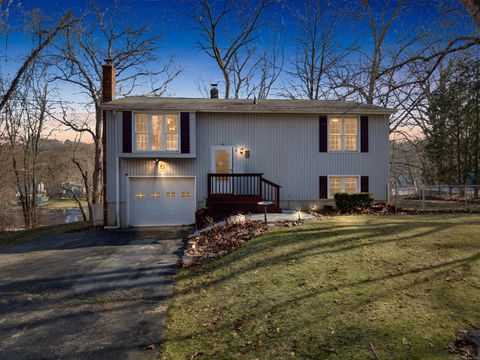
left=101, top=61, right=394, bottom=227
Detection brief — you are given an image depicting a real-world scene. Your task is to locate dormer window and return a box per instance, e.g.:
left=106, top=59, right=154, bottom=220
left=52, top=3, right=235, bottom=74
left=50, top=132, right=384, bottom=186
left=133, top=113, right=179, bottom=152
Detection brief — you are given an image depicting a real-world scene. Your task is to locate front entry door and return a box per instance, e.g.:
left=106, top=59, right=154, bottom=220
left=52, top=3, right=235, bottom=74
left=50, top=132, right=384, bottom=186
left=211, top=145, right=234, bottom=194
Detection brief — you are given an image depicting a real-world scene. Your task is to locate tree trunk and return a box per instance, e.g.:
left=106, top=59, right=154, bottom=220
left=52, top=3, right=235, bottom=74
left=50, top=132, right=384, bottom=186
left=92, top=104, right=103, bottom=209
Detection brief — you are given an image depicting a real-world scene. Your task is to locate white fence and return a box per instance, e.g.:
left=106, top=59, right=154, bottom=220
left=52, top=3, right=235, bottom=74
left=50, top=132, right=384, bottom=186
left=390, top=185, right=480, bottom=211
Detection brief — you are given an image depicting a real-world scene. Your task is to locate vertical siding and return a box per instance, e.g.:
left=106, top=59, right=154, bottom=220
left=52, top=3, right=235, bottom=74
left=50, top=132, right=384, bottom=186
left=116, top=112, right=389, bottom=204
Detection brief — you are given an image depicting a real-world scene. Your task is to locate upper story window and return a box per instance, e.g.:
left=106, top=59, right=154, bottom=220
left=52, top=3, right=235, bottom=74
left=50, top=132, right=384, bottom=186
left=328, top=117, right=358, bottom=152
left=134, top=113, right=179, bottom=152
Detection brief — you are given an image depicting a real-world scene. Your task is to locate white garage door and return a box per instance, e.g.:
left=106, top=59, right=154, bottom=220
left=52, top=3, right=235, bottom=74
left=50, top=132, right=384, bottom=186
left=128, top=177, right=195, bottom=226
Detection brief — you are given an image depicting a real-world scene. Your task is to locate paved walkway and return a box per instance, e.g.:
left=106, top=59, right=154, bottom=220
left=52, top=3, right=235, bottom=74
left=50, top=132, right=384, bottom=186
left=230, top=209, right=315, bottom=223
left=0, top=227, right=189, bottom=360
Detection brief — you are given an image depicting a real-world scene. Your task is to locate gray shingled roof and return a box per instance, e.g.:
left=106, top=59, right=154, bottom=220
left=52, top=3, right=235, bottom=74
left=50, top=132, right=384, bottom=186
left=100, top=96, right=396, bottom=114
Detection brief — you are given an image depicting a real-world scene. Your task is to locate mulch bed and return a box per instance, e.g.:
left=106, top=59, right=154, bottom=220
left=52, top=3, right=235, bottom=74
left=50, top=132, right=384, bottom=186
left=182, top=220, right=270, bottom=267
left=448, top=329, right=480, bottom=360
left=309, top=202, right=480, bottom=216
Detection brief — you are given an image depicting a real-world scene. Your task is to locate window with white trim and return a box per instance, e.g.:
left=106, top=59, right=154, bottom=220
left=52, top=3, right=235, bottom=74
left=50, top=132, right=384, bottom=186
left=328, top=117, right=358, bottom=152
left=328, top=176, right=359, bottom=198
left=134, top=113, right=179, bottom=152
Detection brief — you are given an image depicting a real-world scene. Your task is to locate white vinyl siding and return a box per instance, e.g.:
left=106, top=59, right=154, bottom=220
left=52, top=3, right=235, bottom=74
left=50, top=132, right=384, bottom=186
left=106, top=111, right=389, bottom=226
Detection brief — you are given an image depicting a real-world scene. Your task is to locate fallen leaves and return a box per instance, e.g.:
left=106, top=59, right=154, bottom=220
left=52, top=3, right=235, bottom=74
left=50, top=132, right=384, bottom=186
left=448, top=329, right=480, bottom=360
left=182, top=221, right=269, bottom=267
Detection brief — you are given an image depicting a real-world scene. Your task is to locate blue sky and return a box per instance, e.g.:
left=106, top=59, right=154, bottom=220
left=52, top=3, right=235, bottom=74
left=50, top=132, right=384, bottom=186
left=1, top=0, right=474, bottom=102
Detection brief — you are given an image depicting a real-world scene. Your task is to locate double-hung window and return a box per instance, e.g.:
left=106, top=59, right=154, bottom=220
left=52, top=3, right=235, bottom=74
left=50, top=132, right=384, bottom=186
left=328, top=117, right=358, bottom=152
left=328, top=176, right=359, bottom=198
left=134, top=113, right=179, bottom=152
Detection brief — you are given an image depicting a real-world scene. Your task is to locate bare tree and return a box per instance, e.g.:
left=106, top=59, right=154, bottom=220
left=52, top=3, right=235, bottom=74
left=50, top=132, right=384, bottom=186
left=285, top=0, right=342, bottom=100
left=461, top=0, right=480, bottom=28
left=51, top=0, right=181, bottom=211
left=0, top=10, right=72, bottom=112
left=1, top=64, right=51, bottom=228
left=188, top=0, right=276, bottom=99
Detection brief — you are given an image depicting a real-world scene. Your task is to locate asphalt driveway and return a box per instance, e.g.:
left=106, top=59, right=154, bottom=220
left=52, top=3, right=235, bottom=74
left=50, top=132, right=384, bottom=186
left=0, top=227, right=189, bottom=360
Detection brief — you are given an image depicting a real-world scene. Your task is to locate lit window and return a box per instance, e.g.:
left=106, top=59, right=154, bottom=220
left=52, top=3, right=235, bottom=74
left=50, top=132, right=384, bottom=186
left=151, top=115, right=163, bottom=151
left=328, top=117, right=358, bottom=152
left=134, top=113, right=179, bottom=152
left=151, top=192, right=161, bottom=199
left=135, top=115, right=148, bottom=151
left=181, top=191, right=192, bottom=198
left=328, top=176, right=358, bottom=198
left=135, top=192, right=146, bottom=199
left=165, top=191, right=176, bottom=198
left=328, top=118, right=342, bottom=151
left=166, top=115, right=178, bottom=151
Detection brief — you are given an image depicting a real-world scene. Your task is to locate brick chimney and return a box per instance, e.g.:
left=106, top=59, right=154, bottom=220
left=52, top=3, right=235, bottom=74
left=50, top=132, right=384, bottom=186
left=102, top=59, right=116, bottom=103
left=210, top=83, right=218, bottom=99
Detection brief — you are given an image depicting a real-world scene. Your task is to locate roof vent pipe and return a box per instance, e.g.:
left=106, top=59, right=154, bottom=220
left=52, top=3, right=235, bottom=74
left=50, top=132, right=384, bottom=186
left=210, top=84, right=218, bottom=99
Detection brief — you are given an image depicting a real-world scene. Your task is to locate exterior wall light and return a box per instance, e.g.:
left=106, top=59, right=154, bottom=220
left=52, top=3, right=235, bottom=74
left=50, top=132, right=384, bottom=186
left=239, top=147, right=245, bottom=155
left=154, top=159, right=167, bottom=170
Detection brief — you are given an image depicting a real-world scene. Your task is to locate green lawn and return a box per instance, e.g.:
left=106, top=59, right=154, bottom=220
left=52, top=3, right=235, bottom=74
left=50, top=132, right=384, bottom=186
left=162, top=214, right=480, bottom=359
left=41, top=199, right=88, bottom=209
left=0, top=221, right=91, bottom=248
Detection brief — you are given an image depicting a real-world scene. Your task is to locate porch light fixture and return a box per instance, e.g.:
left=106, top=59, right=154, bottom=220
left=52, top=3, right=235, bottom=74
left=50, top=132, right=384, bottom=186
left=239, top=147, right=245, bottom=155
left=155, top=159, right=167, bottom=170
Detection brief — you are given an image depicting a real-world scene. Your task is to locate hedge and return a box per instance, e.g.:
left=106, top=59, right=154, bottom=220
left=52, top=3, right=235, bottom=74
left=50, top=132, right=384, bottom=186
left=334, top=192, right=374, bottom=213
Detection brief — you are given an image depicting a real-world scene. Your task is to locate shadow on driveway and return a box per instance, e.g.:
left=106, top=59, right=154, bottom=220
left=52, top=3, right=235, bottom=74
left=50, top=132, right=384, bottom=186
left=0, top=226, right=190, bottom=360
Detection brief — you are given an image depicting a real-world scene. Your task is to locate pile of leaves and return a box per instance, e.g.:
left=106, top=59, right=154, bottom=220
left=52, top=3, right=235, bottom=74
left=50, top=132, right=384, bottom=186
left=182, top=220, right=269, bottom=267
left=448, top=330, right=480, bottom=359
left=309, top=202, right=397, bottom=216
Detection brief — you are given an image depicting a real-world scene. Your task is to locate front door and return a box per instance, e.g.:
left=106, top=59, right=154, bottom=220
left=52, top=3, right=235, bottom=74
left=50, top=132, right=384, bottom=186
left=211, top=145, right=234, bottom=194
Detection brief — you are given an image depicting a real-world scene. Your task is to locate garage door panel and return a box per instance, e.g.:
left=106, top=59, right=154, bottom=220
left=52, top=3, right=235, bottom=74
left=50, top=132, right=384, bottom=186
left=128, top=177, right=195, bottom=226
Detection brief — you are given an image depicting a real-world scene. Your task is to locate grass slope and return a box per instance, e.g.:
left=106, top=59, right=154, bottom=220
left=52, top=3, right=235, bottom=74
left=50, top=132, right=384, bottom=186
left=163, top=215, right=480, bottom=359
left=0, top=221, right=90, bottom=249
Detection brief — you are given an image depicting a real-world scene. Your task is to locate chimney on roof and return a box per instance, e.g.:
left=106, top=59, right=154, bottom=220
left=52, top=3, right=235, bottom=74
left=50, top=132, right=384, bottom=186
left=102, top=59, right=116, bottom=103
left=210, top=83, right=218, bottom=99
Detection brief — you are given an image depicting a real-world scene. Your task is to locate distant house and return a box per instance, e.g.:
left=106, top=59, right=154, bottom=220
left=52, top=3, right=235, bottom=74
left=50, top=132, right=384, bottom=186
left=101, top=61, right=395, bottom=227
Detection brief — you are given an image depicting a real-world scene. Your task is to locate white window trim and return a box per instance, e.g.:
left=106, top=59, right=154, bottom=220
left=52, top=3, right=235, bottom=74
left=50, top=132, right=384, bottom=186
left=327, top=115, right=359, bottom=153
left=327, top=175, right=360, bottom=199
left=132, top=111, right=181, bottom=153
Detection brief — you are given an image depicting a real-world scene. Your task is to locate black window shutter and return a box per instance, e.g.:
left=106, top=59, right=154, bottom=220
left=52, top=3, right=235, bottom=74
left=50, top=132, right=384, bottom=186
left=122, top=111, right=132, bottom=153
left=361, top=176, right=369, bottom=193
left=319, top=115, right=328, bottom=152
left=319, top=176, right=328, bottom=199
left=360, top=116, right=368, bottom=152
left=180, top=112, right=190, bottom=153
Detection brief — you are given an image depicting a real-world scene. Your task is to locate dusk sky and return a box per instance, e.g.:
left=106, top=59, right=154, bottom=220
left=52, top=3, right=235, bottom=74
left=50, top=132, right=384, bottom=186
left=1, top=0, right=475, bottom=118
